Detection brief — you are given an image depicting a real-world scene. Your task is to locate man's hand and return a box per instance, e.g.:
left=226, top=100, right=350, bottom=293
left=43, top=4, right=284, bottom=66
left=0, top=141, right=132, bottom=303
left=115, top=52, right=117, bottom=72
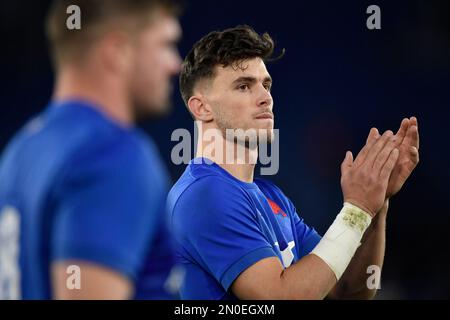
left=366, top=117, right=420, bottom=199
left=340, top=130, right=399, bottom=217
left=387, top=117, right=420, bottom=198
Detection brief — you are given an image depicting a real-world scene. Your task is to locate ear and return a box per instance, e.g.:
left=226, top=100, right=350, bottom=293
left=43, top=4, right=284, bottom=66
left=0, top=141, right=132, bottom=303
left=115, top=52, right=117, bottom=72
left=188, top=95, right=213, bottom=122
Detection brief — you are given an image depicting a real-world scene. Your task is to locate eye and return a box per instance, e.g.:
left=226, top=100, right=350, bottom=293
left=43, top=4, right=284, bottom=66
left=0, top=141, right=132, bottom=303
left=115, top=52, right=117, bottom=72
left=237, top=84, right=250, bottom=91
left=263, top=83, right=272, bottom=91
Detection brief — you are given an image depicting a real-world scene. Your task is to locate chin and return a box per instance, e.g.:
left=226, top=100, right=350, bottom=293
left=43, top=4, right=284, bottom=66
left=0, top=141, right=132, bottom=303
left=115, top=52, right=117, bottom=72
left=153, top=100, right=172, bottom=115
left=260, top=129, right=274, bottom=144
left=241, top=128, right=274, bottom=145
left=134, top=99, right=172, bottom=121
left=254, top=125, right=274, bottom=136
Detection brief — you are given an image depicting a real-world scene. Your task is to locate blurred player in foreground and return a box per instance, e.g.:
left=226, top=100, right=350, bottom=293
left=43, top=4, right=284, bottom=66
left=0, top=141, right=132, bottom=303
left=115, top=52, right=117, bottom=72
left=168, top=25, right=420, bottom=299
left=0, top=0, right=182, bottom=299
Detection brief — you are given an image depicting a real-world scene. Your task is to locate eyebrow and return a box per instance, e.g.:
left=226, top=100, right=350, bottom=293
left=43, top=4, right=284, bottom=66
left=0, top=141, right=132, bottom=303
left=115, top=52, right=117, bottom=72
left=232, top=76, right=273, bottom=85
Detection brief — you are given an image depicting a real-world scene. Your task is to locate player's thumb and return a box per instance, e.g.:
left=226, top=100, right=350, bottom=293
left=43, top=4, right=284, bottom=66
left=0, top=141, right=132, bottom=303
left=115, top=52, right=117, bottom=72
left=341, top=151, right=353, bottom=174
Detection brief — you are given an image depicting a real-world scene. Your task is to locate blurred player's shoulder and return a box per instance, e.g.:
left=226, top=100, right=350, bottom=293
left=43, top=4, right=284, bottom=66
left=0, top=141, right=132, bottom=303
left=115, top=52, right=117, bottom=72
left=4, top=99, right=159, bottom=171
left=0, top=99, right=168, bottom=210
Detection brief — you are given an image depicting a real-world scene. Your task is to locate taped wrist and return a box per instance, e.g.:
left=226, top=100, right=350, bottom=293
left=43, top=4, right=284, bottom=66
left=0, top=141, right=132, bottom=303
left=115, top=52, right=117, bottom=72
left=310, top=202, right=372, bottom=280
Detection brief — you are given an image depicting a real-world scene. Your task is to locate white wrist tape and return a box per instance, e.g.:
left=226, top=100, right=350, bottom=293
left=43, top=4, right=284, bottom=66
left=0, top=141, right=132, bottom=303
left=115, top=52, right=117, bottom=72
left=311, top=202, right=372, bottom=280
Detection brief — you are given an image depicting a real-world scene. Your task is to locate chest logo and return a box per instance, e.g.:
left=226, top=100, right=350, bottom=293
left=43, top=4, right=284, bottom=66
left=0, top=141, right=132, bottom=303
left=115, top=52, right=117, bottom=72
left=266, top=198, right=287, bottom=218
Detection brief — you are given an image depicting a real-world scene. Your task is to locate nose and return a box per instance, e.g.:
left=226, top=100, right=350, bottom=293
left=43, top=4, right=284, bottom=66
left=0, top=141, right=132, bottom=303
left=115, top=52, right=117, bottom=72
left=256, top=85, right=272, bottom=108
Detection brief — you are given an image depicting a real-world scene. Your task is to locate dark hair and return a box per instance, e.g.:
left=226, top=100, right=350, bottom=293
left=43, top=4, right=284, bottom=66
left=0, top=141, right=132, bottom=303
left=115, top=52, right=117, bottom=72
left=46, top=0, right=181, bottom=66
left=179, top=25, right=283, bottom=106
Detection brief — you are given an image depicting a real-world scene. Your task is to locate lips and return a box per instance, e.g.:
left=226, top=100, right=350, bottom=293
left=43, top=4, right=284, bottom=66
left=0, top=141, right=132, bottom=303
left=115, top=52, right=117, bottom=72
left=254, top=112, right=274, bottom=120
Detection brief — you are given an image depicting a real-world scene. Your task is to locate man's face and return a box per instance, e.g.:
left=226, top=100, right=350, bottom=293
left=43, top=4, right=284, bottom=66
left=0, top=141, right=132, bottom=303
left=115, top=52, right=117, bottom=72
left=204, top=57, right=274, bottom=143
left=130, top=11, right=181, bottom=117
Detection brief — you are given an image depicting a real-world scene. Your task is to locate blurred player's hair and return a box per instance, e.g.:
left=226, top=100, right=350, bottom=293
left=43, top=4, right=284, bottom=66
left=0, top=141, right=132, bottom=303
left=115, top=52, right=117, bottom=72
left=179, top=25, right=283, bottom=107
left=46, top=0, right=181, bottom=68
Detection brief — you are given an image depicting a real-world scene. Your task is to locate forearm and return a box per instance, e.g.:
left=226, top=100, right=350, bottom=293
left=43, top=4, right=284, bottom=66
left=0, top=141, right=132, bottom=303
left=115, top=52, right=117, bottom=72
left=331, top=199, right=388, bottom=299
left=278, top=253, right=337, bottom=299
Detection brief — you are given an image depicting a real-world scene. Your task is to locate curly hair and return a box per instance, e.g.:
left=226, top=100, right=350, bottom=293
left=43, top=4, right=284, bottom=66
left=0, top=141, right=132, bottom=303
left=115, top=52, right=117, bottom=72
left=179, top=25, right=283, bottom=106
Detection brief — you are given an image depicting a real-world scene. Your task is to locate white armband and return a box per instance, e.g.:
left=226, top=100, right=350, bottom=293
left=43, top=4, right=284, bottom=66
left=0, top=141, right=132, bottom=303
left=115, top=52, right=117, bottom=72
left=311, top=202, right=372, bottom=280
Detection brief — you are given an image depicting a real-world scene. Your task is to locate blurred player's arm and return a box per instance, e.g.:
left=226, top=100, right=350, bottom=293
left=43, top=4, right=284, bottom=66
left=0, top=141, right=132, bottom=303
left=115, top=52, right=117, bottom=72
left=52, top=261, right=132, bottom=299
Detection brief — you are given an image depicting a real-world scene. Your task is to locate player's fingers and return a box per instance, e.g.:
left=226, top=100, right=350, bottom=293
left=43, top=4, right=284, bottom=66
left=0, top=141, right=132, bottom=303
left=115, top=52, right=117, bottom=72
left=410, top=146, right=419, bottom=163
left=410, top=116, right=418, bottom=127
left=373, top=136, right=397, bottom=173
left=410, top=125, right=419, bottom=149
left=409, top=116, right=419, bottom=148
left=363, top=130, right=394, bottom=167
left=366, top=127, right=380, bottom=145
left=380, top=148, right=399, bottom=180
left=403, top=124, right=419, bottom=151
left=341, top=151, right=353, bottom=175
left=394, top=118, right=410, bottom=144
left=353, top=128, right=379, bottom=167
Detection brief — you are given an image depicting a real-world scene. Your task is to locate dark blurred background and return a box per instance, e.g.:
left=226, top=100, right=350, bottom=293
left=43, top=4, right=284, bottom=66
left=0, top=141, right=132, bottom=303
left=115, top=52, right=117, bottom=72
left=1, top=0, right=449, bottom=299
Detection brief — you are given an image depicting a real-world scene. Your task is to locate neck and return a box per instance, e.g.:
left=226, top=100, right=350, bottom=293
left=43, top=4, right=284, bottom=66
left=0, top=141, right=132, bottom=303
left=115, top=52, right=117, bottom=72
left=195, top=122, right=258, bottom=183
left=53, top=65, right=133, bottom=127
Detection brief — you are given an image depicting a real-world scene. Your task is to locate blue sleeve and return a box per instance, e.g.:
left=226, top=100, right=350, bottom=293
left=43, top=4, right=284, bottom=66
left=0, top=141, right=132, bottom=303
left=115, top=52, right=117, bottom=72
left=50, top=144, right=164, bottom=280
left=172, top=176, right=277, bottom=291
left=292, top=210, right=322, bottom=258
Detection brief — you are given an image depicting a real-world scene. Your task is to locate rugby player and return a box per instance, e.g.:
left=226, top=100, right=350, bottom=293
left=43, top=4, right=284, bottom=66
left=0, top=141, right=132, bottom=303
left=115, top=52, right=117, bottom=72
left=0, top=0, right=182, bottom=299
left=168, top=25, right=420, bottom=299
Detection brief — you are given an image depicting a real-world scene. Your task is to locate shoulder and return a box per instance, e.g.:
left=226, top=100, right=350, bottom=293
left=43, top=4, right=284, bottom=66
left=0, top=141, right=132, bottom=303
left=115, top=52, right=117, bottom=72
left=52, top=125, right=166, bottom=201
left=254, top=178, right=281, bottom=193
left=172, top=173, right=253, bottom=212
left=63, top=132, right=147, bottom=182
left=169, top=170, right=255, bottom=231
